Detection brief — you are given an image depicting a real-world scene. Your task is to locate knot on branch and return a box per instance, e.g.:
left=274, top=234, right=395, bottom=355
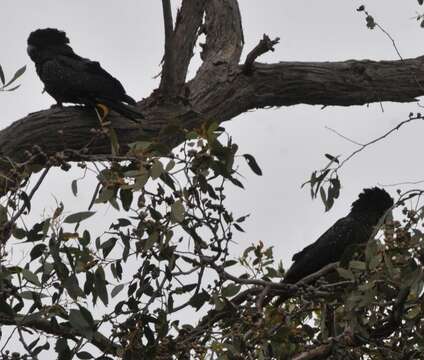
left=243, top=34, right=280, bottom=75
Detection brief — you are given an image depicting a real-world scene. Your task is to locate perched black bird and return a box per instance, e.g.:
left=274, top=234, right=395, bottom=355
left=27, top=28, right=143, bottom=120
left=284, top=187, right=394, bottom=284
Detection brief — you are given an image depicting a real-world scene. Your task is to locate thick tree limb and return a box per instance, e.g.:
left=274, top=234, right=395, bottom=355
left=173, top=0, right=207, bottom=87
left=1, top=57, right=423, bottom=176
left=160, top=0, right=177, bottom=97
left=200, top=0, right=243, bottom=65
left=0, top=56, right=423, bottom=196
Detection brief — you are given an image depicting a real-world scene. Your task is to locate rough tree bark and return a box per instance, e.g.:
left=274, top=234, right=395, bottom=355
left=1, top=0, right=424, bottom=192
left=0, top=1, right=423, bottom=356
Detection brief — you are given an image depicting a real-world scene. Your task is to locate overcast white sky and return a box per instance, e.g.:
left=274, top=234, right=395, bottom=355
left=0, top=1, right=423, bottom=352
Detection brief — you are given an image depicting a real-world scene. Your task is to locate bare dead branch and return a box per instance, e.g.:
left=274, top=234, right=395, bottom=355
left=173, top=0, right=207, bottom=87
left=200, top=0, right=244, bottom=65
left=160, top=0, right=177, bottom=97
left=1, top=52, right=424, bottom=197
left=243, top=34, right=280, bottom=74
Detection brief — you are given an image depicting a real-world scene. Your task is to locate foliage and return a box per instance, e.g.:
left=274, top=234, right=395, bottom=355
left=1, top=3, right=424, bottom=359
left=0, top=65, right=26, bottom=92
left=1, top=105, right=424, bottom=359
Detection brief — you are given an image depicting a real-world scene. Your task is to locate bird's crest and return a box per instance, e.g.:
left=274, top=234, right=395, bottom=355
left=351, top=187, right=393, bottom=215
left=27, top=28, right=69, bottom=47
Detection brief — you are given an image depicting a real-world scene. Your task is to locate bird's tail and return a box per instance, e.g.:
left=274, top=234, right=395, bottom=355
left=97, top=98, right=145, bottom=122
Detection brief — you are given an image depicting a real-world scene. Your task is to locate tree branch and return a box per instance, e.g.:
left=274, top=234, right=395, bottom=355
left=200, top=0, right=244, bottom=65
left=0, top=313, right=121, bottom=356
left=160, top=0, right=177, bottom=97
left=243, top=34, right=280, bottom=74
left=173, top=0, right=207, bottom=88
left=0, top=55, right=423, bottom=196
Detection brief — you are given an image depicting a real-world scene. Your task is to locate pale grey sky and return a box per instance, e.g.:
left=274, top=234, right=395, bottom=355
left=0, top=1, right=423, bottom=354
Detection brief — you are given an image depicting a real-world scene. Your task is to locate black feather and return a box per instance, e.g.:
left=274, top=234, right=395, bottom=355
left=284, top=187, right=393, bottom=284
left=27, top=28, right=143, bottom=120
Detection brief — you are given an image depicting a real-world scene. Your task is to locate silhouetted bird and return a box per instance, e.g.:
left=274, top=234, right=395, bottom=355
left=284, top=187, right=394, bottom=284
left=27, top=28, right=143, bottom=120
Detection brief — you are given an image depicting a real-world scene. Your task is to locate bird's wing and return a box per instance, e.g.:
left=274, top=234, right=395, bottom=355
left=47, top=54, right=129, bottom=102
left=285, top=216, right=359, bottom=283
left=292, top=217, right=356, bottom=262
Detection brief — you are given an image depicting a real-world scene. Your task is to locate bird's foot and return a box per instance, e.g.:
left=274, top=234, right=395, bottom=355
left=95, top=104, right=111, bottom=126
left=50, top=103, right=63, bottom=109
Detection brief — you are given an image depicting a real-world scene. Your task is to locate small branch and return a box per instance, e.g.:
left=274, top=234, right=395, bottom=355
left=1, top=167, right=50, bottom=244
left=160, top=0, right=177, bottom=97
left=243, top=34, right=280, bottom=74
left=325, top=126, right=364, bottom=146
left=256, top=285, right=271, bottom=310
left=0, top=312, right=121, bottom=356
left=296, top=262, right=339, bottom=285
left=291, top=344, right=332, bottom=360
left=335, top=115, right=423, bottom=171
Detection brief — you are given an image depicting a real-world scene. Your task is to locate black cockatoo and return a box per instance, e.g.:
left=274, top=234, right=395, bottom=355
left=27, top=28, right=143, bottom=121
left=284, top=187, right=394, bottom=284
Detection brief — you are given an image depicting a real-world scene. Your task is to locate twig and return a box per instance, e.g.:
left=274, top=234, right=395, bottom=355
left=256, top=284, right=270, bottom=310
left=160, top=0, right=177, bottom=97
left=325, top=126, right=364, bottom=146
left=297, top=262, right=339, bottom=285
left=9, top=167, right=50, bottom=224
left=335, top=115, right=422, bottom=171
left=243, top=34, right=280, bottom=74
left=18, top=327, right=38, bottom=360
left=1, top=167, right=51, bottom=244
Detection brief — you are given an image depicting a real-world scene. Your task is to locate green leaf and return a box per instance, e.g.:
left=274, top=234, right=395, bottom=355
left=221, top=283, right=241, bottom=297
left=64, top=274, right=85, bottom=300
left=71, top=180, right=78, bottom=196
left=64, top=211, right=95, bottom=224
left=30, top=243, right=47, bottom=261
left=22, top=268, right=41, bottom=286
left=111, top=284, right=125, bottom=298
left=350, top=260, right=366, bottom=271
left=171, top=200, right=185, bottom=223
left=243, top=154, right=262, bottom=175
left=5, top=85, right=20, bottom=92
left=189, top=291, right=210, bottom=310
left=101, top=237, right=117, bottom=258
left=13, top=227, right=26, bottom=239
left=324, top=153, right=339, bottom=164
left=95, top=266, right=108, bottom=306
left=55, top=338, right=71, bottom=359
left=4, top=65, right=26, bottom=87
left=229, top=177, right=244, bottom=189
left=120, top=188, right=133, bottom=211
left=336, top=267, right=354, bottom=280
left=76, top=351, right=93, bottom=359
left=150, top=160, right=163, bottom=179
left=0, top=65, right=4, bottom=85
left=165, top=159, right=175, bottom=172
left=0, top=204, right=8, bottom=225
left=69, top=309, right=94, bottom=340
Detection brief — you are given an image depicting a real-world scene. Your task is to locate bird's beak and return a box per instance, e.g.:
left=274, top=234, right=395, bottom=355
left=27, top=45, right=35, bottom=58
